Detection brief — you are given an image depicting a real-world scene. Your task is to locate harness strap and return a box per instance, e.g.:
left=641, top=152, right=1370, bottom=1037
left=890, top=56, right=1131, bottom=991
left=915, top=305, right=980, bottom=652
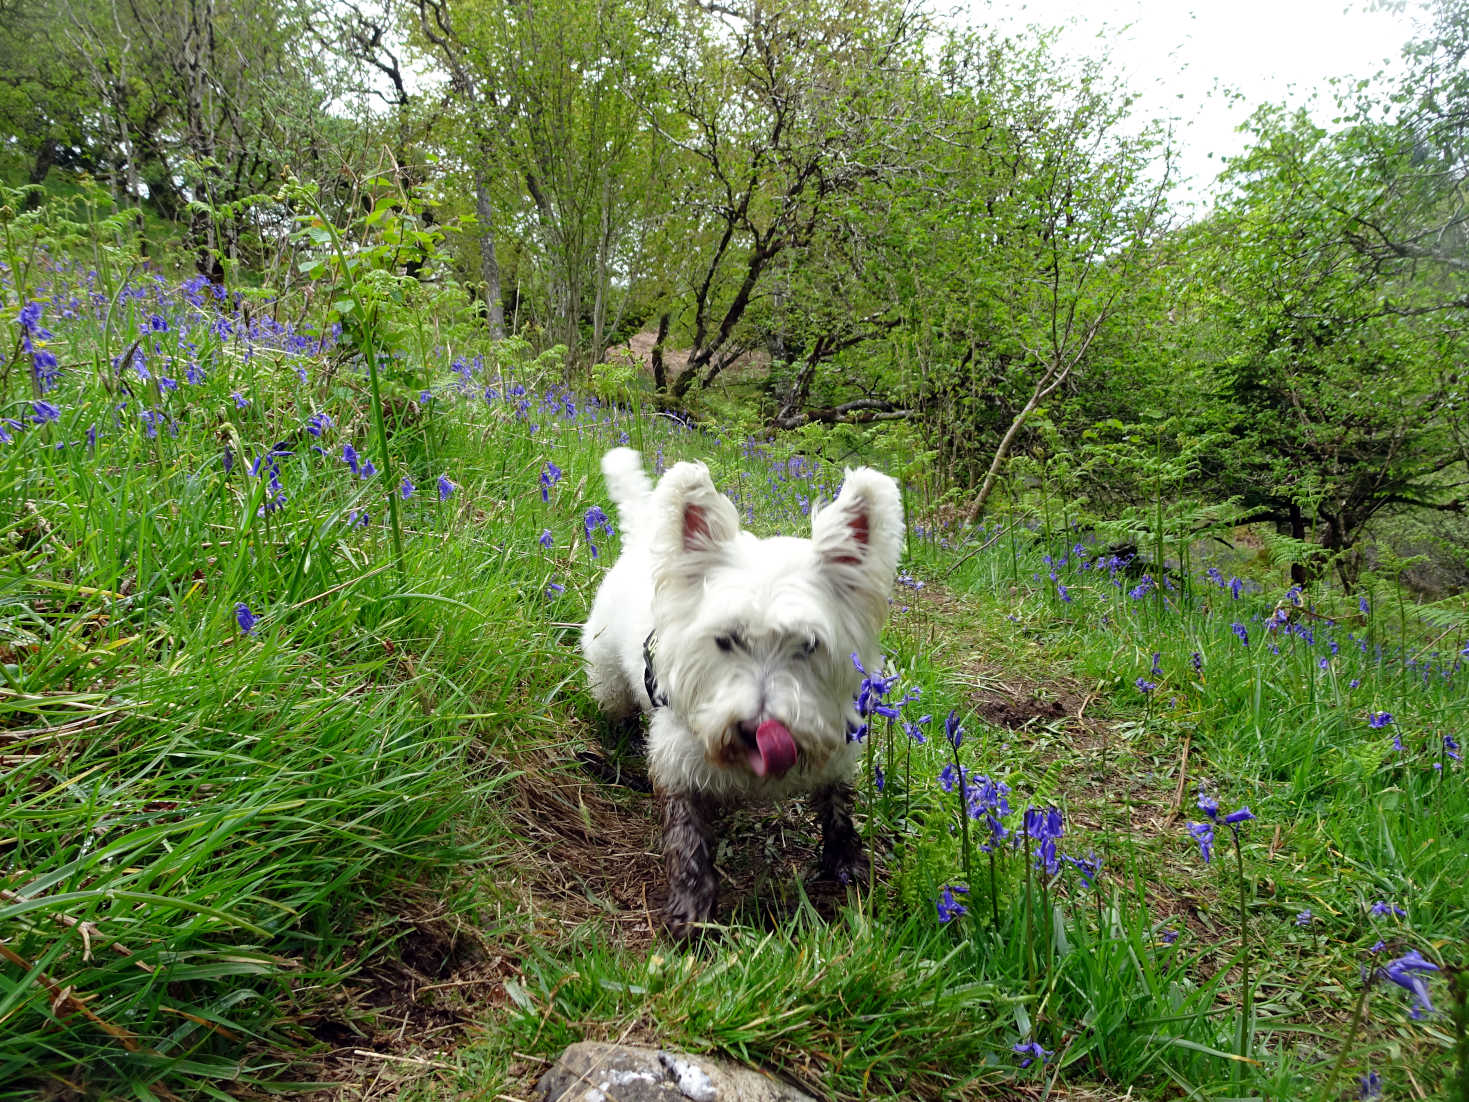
left=642, top=630, right=668, bottom=710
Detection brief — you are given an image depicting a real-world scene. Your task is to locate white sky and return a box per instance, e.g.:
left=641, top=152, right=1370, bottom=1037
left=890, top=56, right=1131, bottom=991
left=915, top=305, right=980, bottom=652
left=963, top=0, right=1436, bottom=208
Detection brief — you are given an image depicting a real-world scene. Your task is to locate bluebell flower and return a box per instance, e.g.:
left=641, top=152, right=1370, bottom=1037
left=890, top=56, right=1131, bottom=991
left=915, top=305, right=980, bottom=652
left=936, top=884, right=968, bottom=924
left=1057, top=583, right=1071, bottom=603
left=538, top=529, right=554, bottom=550
left=874, top=765, right=884, bottom=792
left=1160, top=927, right=1179, bottom=944
left=1444, top=735, right=1461, bottom=762
left=546, top=581, right=565, bottom=596
left=943, top=710, right=963, bottom=749
left=1370, top=900, right=1405, bottom=919
left=1012, top=1040, right=1053, bottom=1068
left=438, top=475, right=455, bottom=501
left=1232, top=622, right=1249, bottom=646
left=1358, top=1070, right=1382, bottom=1100
left=1197, top=791, right=1220, bottom=821
left=903, top=714, right=931, bottom=744
left=343, top=443, right=361, bottom=476
left=1135, top=677, right=1156, bottom=694
left=1377, top=948, right=1439, bottom=1019
left=1295, top=909, right=1313, bottom=927
left=148, top=314, right=168, bottom=331
left=360, top=459, right=377, bottom=479
left=1229, top=577, right=1243, bottom=599
left=232, top=391, right=249, bottom=408
left=307, top=411, right=333, bottom=437
left=400, top=477, right=415, bottom=499
left=1367, top=712, right=1393, bottom=729
left=1190, top=651, right=1203, bottom=672
left=1188, top=821, right=1214, bottom=863
left=235, top=603, right=258, bottom=635
left=31, top=401, right=60, bottom=425
left=1024, top=805, right=1064, bottom=876
left=1063, top=852, right=1101, bottom=888
left=540, top=460, right=563, bottom=502
left=1223, top=806, right=1254, bottom=825
left=1359, top=596, right=1370, bottom=615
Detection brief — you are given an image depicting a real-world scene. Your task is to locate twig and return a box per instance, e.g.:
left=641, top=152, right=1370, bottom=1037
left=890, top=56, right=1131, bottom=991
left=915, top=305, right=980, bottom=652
left=0, top=939, right=144, bottom=1052
left=0, top=888, right=154, bottom=972
left=350, top=1049, right=454, bottom=1070
left=1166, top=729, right=1193, bottom=825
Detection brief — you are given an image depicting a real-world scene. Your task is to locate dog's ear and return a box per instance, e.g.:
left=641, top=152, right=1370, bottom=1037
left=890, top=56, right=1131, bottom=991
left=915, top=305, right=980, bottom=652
left=651, top=462, right=739, bottom=581
left=811, top=469, right=903, bottom=615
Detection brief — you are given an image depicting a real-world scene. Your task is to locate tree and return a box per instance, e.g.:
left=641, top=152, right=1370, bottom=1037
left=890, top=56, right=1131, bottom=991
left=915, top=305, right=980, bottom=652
left=639, top=0, right=929, bottom=400
left=1196, top=2, right=1469, bottom=585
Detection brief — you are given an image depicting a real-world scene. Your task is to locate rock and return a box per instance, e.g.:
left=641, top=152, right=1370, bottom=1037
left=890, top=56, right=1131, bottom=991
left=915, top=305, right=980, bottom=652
left=536, top=1041, right=816, bottom=1102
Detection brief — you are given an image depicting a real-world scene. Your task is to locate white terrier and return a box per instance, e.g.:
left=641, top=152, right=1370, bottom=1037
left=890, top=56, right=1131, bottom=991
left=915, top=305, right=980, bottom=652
left=581, top=447, right=903, bottom=936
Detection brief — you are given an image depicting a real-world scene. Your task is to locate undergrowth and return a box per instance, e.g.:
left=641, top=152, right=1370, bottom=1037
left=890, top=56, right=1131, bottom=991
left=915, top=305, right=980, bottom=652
left=0, top=185, right=1463, bottom=1100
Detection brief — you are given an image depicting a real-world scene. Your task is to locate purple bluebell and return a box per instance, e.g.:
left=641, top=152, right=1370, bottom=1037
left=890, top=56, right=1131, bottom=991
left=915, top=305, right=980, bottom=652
left=1012, top=1040, right=1053, bottom=1068
left=1188, top=821, right=1215, bottom=863
left=943, top=710, right=963, bottom=749
left=1295, top=909, right=1313, bottom=927
left=936, top=884, right=968, bottom=924
left=540, top=460, right=563, bottom=502
left=1368, top=712, right=1393, bottom=729
left=1232, top=622, right=1249, bottom=646
left=235, top=603, right=258, bottom=635
left=438, top=475, right=455, bottom=501
left=307, top=411, right=333, bottom=437
left=538, top=529, right=553, bottom=550
left=1135, top=677, right=1156, bottom=694
left=1377, top=948, right=1439, bottom=1019
left=400, top=477, right=415, bottom=499
left=1358, top=1070, right=1381, bottom=1100
left=31, top=401, right=60, bottom=425
left=343, top=443, right=361, bottom=476
left=1444, top=735, right=1461, bottom=762
left=232, top=391, right=249, bottom=408
left=1370, top=900, right=1405, bottom=919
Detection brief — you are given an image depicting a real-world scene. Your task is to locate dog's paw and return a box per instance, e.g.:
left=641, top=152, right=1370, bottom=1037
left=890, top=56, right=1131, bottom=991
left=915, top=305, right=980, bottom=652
left=662, top=893, right=717, bottom=941
left=820, top=845, right=870, bottom=887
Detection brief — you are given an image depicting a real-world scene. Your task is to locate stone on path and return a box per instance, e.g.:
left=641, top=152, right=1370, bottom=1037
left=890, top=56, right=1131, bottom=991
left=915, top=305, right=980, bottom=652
left=536, top=1041, right=816, bottom=1102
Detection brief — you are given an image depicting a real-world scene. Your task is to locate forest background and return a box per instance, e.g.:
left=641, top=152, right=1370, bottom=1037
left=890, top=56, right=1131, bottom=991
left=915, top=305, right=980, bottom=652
left=3, top=0, right=1467, bottom=584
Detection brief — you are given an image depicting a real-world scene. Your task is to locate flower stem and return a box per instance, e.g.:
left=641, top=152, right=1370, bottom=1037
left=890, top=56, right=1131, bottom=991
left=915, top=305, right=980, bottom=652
left=1321, top=973, right=1372, bottom=1102
left=1233, top=826, right=1253, bottom=1087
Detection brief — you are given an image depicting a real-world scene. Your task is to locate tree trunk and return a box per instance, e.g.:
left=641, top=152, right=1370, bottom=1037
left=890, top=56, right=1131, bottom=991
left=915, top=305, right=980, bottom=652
left=651, top=312, right=670, bottom=394
left=1289, top=502, right=1308, bottom=587
left=473, top=162, right=507, bottom=340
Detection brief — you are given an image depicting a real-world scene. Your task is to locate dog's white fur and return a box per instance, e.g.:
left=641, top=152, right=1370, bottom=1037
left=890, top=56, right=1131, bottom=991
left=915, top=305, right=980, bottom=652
left=582, top=447, right=903, bottom=800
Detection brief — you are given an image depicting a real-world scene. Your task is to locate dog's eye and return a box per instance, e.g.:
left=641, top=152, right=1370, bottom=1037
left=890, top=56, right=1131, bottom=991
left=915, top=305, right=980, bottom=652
left=799, top=637, right=820, bottom=658
left=715, top=635, right=733, bottom=652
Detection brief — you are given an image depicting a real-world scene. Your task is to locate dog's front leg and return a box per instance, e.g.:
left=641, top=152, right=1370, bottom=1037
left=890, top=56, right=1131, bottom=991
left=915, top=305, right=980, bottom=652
left=814, top=782, right=869, bottom=886
left=660, top=789, right=719, bottom=938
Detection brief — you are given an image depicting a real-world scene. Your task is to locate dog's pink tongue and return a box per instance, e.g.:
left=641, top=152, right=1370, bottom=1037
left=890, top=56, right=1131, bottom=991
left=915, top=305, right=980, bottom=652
left=750, top=719, right=798, bottom=778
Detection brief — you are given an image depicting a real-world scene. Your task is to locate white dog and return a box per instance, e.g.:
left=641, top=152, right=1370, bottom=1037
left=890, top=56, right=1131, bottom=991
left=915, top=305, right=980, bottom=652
left=581, top=447, right=903, bottom=935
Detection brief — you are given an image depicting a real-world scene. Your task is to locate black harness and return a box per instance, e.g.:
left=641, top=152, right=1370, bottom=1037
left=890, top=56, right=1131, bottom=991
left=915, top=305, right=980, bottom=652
left=642, top=630, right=668, bottom=710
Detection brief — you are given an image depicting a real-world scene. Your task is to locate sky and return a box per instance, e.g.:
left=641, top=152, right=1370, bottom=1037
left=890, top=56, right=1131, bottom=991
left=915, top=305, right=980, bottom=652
left=964, top=0, right=1436, bottom=207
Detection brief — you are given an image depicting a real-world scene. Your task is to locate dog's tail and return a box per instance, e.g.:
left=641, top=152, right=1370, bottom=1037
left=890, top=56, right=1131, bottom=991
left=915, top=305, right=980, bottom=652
left=601, top=447, right=654, bottom=537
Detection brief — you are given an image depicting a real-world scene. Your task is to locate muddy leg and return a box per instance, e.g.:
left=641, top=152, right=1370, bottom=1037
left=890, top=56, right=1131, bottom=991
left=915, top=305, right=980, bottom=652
left=661, top=789, right=719, bottom=938
left=814, top=782, right=869, bottom=886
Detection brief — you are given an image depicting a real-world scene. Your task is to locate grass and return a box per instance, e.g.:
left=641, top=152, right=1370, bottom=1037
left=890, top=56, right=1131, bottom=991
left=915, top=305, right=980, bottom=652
left=0, top=192, right=1464, bottom=1100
